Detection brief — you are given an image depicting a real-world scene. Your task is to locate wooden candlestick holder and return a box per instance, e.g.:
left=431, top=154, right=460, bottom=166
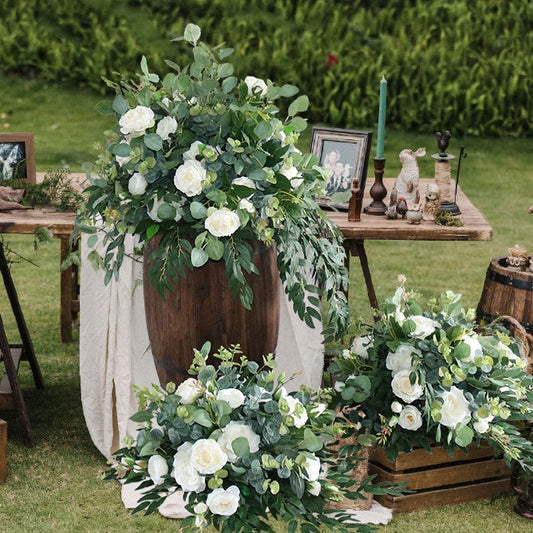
left=364, top=157, right=387, bottom=215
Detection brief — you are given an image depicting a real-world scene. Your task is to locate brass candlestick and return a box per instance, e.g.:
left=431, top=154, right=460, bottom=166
left=364, top=157, right=387, bottom=215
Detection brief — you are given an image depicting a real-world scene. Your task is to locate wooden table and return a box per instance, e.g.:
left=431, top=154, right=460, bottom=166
left=326, top=178, right=493, bottom=309
left=0, top=208, right=76, bottom=342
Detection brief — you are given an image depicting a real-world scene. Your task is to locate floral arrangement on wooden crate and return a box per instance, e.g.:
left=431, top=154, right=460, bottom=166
left=328, top=276, right=533, bottom=473
left=103, top=344, right=397, bottom=533
left=75, top=23, right=350, bottom=340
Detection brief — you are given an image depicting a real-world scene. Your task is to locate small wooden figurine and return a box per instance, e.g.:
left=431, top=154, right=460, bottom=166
left=422, top=182, right=441, bottom=221
left=389, top=147, right=426, bottom=209
left=348, top=178, right=362, bottom=222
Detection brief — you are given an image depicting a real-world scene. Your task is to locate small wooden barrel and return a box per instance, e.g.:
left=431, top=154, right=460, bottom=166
left=143, top=240, right=280, bottom=386
left=476, top=257, right=533, bottom=335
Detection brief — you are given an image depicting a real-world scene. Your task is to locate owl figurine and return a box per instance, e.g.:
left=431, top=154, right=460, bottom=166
left=423, top=183, right=441, bottom=221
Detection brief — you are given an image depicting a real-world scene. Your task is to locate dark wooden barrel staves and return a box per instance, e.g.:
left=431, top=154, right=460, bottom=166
left=143, top=241, right=280, bottom=386
left=476, top=257, right=533, bottom=335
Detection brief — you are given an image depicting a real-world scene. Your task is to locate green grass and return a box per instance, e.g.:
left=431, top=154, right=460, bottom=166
left=0, top=80, right=532, bottom=532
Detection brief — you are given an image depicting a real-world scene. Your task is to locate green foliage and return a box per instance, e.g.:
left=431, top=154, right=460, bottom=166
left=2, top=0, right=532, bottom=135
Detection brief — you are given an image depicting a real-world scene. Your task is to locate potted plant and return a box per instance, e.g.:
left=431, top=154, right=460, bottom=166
left=328, top=276, right=533, bottom=469
left=75, top=24, right=350, bottom=384
left=103, top=343, right=390, bottom=532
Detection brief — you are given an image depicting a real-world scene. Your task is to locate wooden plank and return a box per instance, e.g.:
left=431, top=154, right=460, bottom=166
left=369, top=443, right=495, bottom=471
left=375, top=478, right=511, bottom=512
left=327, top=179, right=493, bottom=242
left=369, top=458, right=510, bottom=490
left=0, top=419, right=6, bottom=483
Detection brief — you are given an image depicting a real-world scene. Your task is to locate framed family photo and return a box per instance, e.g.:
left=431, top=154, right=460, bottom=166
left=0, top=133, right=36, bottom=183
left=310, top=126, right=372, bottom=210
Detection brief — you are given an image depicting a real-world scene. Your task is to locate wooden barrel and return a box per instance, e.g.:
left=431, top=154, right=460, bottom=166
left=476, top=257, right=533, bottom=335
left=143, top=240, right=280, bottom=386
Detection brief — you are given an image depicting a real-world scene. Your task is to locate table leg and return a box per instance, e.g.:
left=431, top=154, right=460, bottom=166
left=346, top=239, right=380, bottom=312
left=60, top=236, right=73, bottom=343
left=0, top=242, right=44, bottom=389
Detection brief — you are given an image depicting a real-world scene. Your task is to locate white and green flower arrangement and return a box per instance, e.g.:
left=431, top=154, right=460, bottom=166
left=75, top=23, right=350, bottom=339
left=328, top=276, right=533, bottom=472
left=103, top=344, right=396, bottom=532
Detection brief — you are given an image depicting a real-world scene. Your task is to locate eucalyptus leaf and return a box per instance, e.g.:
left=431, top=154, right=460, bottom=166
left=191, top=247, right=209, bottom=267
left=192, top=409, right=213, bottom=428
left=112, top=94, right=130, bottom=115
left=144, top=133, right=163, bottom=152
left=184, top=23, right=201, bottom=45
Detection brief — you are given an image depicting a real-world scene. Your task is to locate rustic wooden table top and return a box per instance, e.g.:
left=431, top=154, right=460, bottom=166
left=326, top=178, right=493, bottom=242
left=0, top=207, right=75, bottom=237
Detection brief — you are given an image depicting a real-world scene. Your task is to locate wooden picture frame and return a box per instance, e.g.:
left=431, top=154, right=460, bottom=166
left=310, top=126, right=372, bottom=211
left=0, top=133, right=36, bottom=183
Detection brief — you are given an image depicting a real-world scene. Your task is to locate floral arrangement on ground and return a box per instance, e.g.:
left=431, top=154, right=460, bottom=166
left=104, top=344, right=400, bottom=533
left=75, top=23, right=349, bottom=339
left=329, top=276, right=533, bottom=473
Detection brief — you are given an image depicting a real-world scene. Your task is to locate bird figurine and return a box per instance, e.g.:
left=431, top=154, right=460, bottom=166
left=436, top=130, right=452, bottom=158
left=406, top=204, right=423, bottom=224
left=396, top=197, right=408, bottom=218
left=385, top=205, right=398, bottom=219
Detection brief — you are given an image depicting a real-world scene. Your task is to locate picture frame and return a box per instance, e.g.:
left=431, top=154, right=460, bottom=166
left=310, top=126, right=372, bottom=211
left=0, top=133, right=36, bottom=183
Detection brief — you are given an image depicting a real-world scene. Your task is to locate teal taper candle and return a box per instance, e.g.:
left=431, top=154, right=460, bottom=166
left=376, top=76, right=387, bottom=158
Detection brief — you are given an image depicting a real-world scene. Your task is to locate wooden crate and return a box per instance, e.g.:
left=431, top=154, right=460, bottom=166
left=368, top=443, right=511, bottom=512
left=0, top=419, right=6, bottom=483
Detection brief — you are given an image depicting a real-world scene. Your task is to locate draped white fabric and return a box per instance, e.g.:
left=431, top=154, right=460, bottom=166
left=79, top=235, right=324, bottom=460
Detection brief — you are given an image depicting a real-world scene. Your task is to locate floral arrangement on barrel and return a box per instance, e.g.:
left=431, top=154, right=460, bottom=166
left=103, top=344, right=397, bottom=532
left=328, top=276, right=533, bottom=473
left=75, top=23, right=350, bottom=339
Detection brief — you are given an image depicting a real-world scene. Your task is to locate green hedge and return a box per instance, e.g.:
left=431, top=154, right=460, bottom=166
left=1, top=0, right=531, bottom=136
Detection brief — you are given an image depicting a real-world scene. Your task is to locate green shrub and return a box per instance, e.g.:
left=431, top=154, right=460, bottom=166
left=1, top=0, right=531, bottom=136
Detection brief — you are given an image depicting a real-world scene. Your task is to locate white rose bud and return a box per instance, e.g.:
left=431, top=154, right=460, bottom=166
left=127, top=172, right=147, bottom=195
left=351, top=335, right=373, bottom=359
left=190, top=439, right=228, bottom=475
left=119, top=105, right=155, bottom=137
left=156, top=116, right=178, bottom=141
left=391, top=370, right=424, bottom=404
left=284, top=395, right=308, bottom=428
left=205, top=208, right=241, bottom=237
left=183, top=140, right=204, bottom=161
left=461, top=335, right=483, bottom=363
left=386, top=344, right=421, bottom=376
left=206, top=486, right=240, bottom=516
left=174, top=159, right=206, bottom=197
left=244, top=76, right=268, bottom=97
left=302, top=454, right=321, bottom=482
left=391, top=401, right=403, bottom=414
left=439, top=386, right=471, bottom=429
left=409, top=315, right=439, bottom=338
left=239, top=198, right=255, bottom=214
left=216, top=388, right=245, bottom=409
left=147, top=454, right=168, bottom=485
left=398, top=405, right=423, bottom=431
left=473, top=419, right=490, bottom=434
left=308, top=481, right=321, bottom=496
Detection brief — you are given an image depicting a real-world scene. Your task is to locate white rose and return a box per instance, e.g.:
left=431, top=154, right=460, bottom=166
left=232, top=176, right=256, bottom=189
left=127, top=172, right=147, bottom=195
left=183, top=140, right=209, bottom=161
left=238, top=198, right=255, bottom=214
left=280, top=165, right=299, bottom=181
left=284, top=395, right=308, bottom=428
left=351, top=335, right=372, bottom=359
left=174, top=159, right=206, bottom=197
left=308, top=481, right=321, bottom=496
left=216, top=388, right=245, bottom=409
left=497, top=341, right=519, bottom=361
left=176, top=378, right=203, bottom=404
left=391, top=401, right=403, bottom=414
left=119, top=105, right=155, bottom=137
left=386, top=344, right=421, bottom=376
left=461, top=335, right=483, bottom=363
left=173, top=442, right=206, bottom=493
left=156, top=116, right=178, bottom=141
left=391, top=370, right=424, bottom=404
left=190, top=439, right=228, bottom=475
left=206, top=486, right=240, bottom=516
left=217, top=421, right=260, bottom=463
left=398, top=405, right=423, bottom=431
left=205, top=208, right=241, bottom=237
left=439, top=386, right=471, bottom=428
left=244, top=76, right=268, bottom=97
left=147, top=454, right=168, bottom=485
left=302, top=454, right=321, bottom=482
left=409, top=315, right=439, bottom=338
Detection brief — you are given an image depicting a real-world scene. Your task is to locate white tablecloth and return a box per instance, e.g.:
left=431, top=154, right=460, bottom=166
left=79, top=236, right=324, bottom=459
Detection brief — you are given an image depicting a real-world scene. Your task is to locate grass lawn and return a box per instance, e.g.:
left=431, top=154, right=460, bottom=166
left=0, top=77, right=531, bottom=532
